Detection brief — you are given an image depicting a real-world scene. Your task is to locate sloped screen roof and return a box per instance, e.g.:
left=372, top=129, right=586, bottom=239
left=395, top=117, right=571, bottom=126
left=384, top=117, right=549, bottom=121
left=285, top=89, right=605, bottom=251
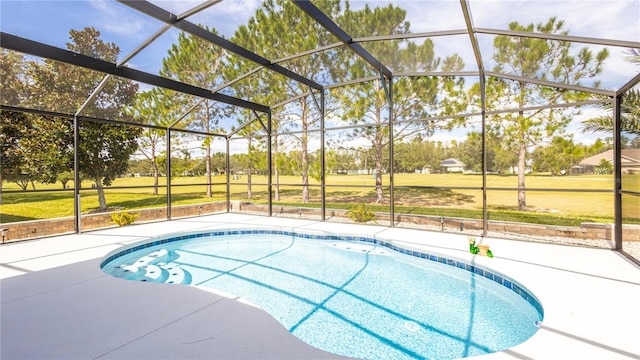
left=1, top=0, right=639, bottom=133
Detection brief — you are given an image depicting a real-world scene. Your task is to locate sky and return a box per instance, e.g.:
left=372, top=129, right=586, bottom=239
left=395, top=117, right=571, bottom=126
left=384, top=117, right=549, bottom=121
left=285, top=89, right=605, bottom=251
left=1, top=0, right=639, bottom=148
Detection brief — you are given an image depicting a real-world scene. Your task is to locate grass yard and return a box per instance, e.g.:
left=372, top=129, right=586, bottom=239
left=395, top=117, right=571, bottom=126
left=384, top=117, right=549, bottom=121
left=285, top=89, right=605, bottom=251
left=1, top=173, right=638, bottom=225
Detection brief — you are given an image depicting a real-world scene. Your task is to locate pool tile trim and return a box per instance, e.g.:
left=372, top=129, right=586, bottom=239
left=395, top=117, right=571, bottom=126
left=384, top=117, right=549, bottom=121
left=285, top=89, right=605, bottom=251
left=101, top=229, right=544, bottom=317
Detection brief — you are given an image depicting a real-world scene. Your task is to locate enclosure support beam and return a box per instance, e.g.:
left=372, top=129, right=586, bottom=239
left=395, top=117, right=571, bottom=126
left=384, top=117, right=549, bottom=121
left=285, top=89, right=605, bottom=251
left=617, top=72, right=640, bottom=95
left=118, top=1, right=322, bottom=91
left=166, top=129, right=172, bottom=220
left=0, top=33, right=269, bottom=113
left=307, top=87, right=326, bottom=221
left=75, top=76, right=110, bottom=117
left=381, top=72, right=391, bottom=105
left=292, top=0, right=392, bottom=78
left=226, top=137, right=231, bottom=213
left=388, top=77, right=395, bottom=227
left=74, top=23, right=173, bottom=119
left=320, top=90, right=326, bottom=221
left=613, top=95, right=622, bottom=251
left=228, top=118, right=258, bottom=138
left=461, top=0, right=488, bottom=236
left=480, top=75, right=488, bottom=237
left=613, top=70, right=640, bottom=253
left=476, top=28, right=640, bottom=50
left=253, top=110, right=268, bottom=133
left=460, top=0, right=485, bottom=75
left=73, top=116, right=81, bottom=234
left=171, top=100, right=204, bottom=129
left=267, top=110, right=273, bottom=217
left=486, top=71, right=614, bottom=97
left=309, top=88, right=322, bottom=115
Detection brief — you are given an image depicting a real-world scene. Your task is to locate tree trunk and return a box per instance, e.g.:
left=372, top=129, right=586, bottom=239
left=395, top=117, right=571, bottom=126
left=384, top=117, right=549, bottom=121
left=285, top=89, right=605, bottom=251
left=205, top=102, right=213, bottom=198
left=247, top=138, right=252, bottom=200
left=301, top=133, right=309, bottom=203
left=517, top=142, right=527, bottom=211
left=301, top=102, right=309, bottom=203
left=517, top=86, right=527, bottom=212
left=0, top=172, right=3, bottom=204
left=152, top=161, right=159, bottom=196
left=95, top=177, right=107, bottom=210
left=247, top=167, right=252, bottom=200
left=372, top=79, right=386, bottom=204
left=375, top=106, right=384, bottom=204
left=375, top=148, right=383, bottom=204
left=274, top=168, right=280, bottom=201
left=17, top=179, right=28, bottom=191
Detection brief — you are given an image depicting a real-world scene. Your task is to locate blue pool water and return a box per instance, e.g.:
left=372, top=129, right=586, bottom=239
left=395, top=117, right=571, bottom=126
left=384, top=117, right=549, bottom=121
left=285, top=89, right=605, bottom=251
left=101, top=230, right=543, bottom=360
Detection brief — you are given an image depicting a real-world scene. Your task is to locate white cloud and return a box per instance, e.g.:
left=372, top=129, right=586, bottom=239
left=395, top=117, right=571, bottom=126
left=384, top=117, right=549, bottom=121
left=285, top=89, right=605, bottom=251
left=466, top=0, right=635, bottom=37
left=88, top=0, right=153, bottom=39
left=147, top=0, right=203, bottom=15
left=401, top=1, right=468, bottom=33
left=182, top=0, right=260, bottom=38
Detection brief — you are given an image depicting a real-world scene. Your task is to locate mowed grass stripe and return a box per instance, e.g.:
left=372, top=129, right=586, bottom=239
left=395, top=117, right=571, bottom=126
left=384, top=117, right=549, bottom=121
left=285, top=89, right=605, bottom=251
left=2, top=174, right=638, bottom=225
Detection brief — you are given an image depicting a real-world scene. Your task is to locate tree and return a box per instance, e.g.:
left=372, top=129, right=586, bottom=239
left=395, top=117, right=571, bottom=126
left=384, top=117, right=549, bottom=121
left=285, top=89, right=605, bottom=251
left=210, top=152, right=226, bottom=175
left=582, top=92, right=640, bottom=136
left=582, top=48, right=640, bottom=137
left=595, top=158, right=613, bottom=175
left=0, top=50, right=27, bottom=106
left=394, top=134, right=437, bottom=173
left=229, top=119, right=267, bottom=200
left=337, top=3, right=465, bottom=203
left=457, top=132, right=483, bottom=173
left=19, top=116, right=74, bottom=186
left=128, top=88, right=180, bottom=195
left=532, top=136, right=585, bottom=175
left=0, top=112, right=73, bottom=192
left=27, top=27, right=140, bottom=210
left=58, top=171, right=75, bottom=189
left=229, top=0, right=342, bottom=203
left=0, top=111, right=31, bottom=193
left=482, top=17, right=608, bottom=210
left=159, top=28, right=228, bottom=197
left=0, top=51, right=29, bottom=202
left=0, top=50, right=74, bottom=193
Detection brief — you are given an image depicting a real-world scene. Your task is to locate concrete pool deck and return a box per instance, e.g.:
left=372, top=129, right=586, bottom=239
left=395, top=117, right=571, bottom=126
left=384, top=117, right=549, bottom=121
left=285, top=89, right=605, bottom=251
left=1, top=213, right=639, bottom=360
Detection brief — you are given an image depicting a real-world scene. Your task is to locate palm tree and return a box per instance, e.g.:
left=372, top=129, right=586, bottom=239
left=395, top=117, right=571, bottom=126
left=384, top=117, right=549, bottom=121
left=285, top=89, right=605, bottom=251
left=582, top=49, right=640, bottom=136
left=624, top=48, right=640, bottom=65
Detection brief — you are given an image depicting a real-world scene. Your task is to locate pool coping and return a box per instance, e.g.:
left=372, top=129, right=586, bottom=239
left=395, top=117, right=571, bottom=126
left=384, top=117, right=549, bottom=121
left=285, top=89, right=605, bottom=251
left=2, top=213, right=640, bottom=360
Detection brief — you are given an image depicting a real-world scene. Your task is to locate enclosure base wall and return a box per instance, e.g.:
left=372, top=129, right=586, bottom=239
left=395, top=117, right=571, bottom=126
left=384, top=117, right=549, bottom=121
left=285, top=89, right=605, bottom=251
left=2, top=202, right=639, bottom=244
left=2, top=202, right=226, bottom=243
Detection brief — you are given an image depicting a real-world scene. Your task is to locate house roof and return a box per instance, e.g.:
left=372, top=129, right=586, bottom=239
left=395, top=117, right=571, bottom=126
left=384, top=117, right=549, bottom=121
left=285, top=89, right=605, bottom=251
left=440, top=158, right=465, bottom=167
left=579, top=149, right=640, bottom=166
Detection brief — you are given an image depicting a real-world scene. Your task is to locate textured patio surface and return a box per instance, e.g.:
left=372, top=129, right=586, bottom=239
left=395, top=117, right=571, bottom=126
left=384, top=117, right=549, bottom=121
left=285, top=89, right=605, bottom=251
left=2, top=213, right=639, bottom=360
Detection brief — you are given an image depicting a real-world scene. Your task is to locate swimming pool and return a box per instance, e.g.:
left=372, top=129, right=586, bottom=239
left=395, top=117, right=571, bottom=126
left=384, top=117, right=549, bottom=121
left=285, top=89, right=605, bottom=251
left=101, top=229, right=543, bottom=360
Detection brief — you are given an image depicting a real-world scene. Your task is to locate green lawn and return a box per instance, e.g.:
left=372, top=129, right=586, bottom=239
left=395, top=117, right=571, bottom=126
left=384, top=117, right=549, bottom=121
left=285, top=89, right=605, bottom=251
left=1, top=173, right=639, bottom=225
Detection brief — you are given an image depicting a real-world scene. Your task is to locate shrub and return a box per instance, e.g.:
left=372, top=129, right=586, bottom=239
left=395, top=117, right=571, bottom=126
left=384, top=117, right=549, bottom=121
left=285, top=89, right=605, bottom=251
left=347, top=202, right=376, bottom=223
left=595, top=158, right=613, bottom=175
left=111, top=209, right=140, bottom=226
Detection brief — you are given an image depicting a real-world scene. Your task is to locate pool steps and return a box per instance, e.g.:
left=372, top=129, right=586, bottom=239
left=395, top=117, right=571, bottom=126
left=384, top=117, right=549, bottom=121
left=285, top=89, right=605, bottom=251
left=163, top=264, right=191, bottom=284
left=109, top=249, right=191, bottom=285
left=141, top=264, right=165, bottom=282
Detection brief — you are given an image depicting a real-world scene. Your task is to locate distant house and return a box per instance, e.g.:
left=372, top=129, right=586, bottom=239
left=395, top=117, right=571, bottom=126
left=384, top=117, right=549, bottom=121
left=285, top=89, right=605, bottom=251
left=505, top=164, right=533, bottom=175
left=578, top=149, right=640, bottom=174
left=439, top=158, right=465, bottom=173
left=415, top=167, right=433, bottom=174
